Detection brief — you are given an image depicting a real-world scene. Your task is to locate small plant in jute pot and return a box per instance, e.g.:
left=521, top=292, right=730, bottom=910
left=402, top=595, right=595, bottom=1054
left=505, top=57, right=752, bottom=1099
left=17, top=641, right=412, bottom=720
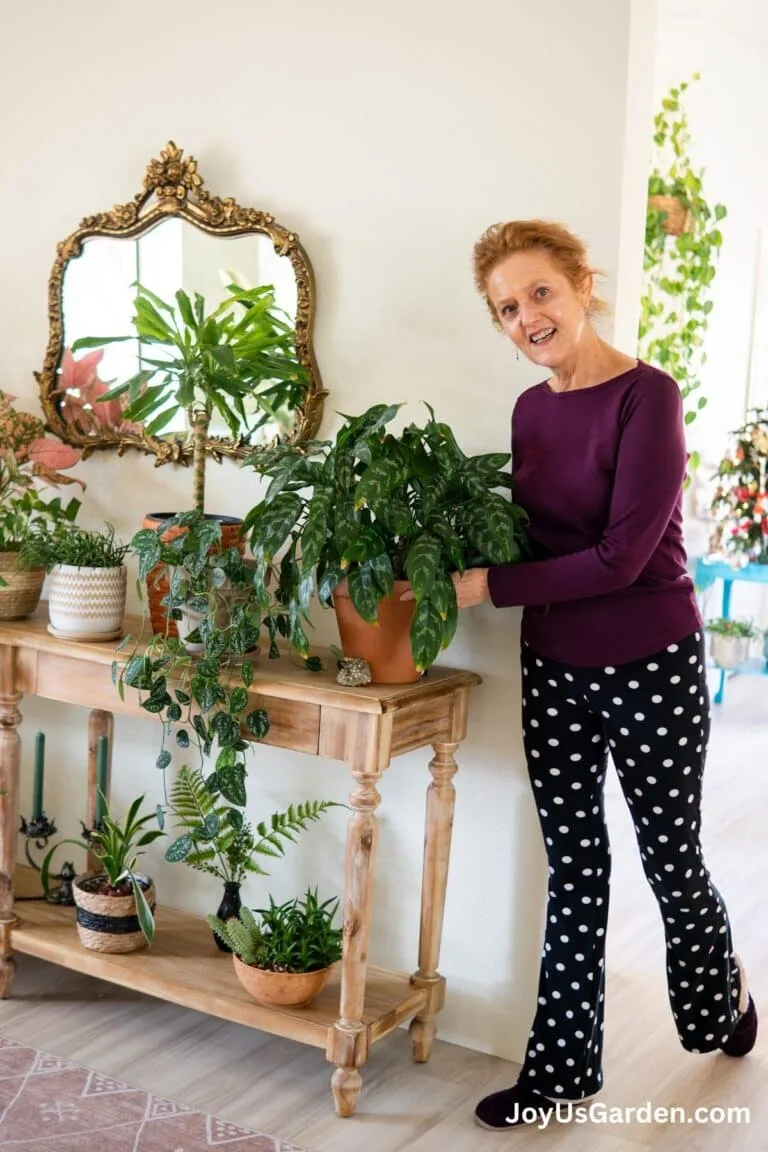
left=243, top=402, right=529, bottom=682
left=209, top=888, right=343, bottom=1007
left=21, top=522, right=129, bottom=640
left=704, top=617, right=761, bottom=671
left=41, top=794, right=164, bottom=952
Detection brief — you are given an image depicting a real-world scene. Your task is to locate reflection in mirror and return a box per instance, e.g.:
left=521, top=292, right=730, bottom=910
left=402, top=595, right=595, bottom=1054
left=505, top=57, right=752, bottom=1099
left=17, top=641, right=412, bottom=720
left=37, top=142, right=324, bottom=467
left=62, top=224, right=299, bottom=440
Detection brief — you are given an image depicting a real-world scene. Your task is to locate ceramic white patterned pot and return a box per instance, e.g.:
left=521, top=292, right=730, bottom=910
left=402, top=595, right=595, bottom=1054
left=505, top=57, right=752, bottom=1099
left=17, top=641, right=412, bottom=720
left=709, top=633, right=750, bottom=670
left=48, top=564, right=127, bottom=639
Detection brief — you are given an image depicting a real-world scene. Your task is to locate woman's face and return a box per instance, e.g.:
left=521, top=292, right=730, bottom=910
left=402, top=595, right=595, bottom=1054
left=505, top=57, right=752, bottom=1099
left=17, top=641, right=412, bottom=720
left=485, top=250, right=591, bottom=370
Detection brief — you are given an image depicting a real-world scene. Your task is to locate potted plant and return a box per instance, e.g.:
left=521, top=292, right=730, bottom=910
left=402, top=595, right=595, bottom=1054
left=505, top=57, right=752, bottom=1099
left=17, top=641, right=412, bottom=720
left=41, top=793, right=165, bottom=952
left=209, top=888, right=343, bottom=1007
left=162, top=765, right=341, bottom=950
left=21, top=522, right=129, bottom=640
left=72, top=283, right=308, bottom=632
left=639, top=74, right=727, bottom=449
left=704, top=618, right=761, bottom=670
left=0, top=389, right=82, bottom=618
left=242, top=402, right=529, bottom=682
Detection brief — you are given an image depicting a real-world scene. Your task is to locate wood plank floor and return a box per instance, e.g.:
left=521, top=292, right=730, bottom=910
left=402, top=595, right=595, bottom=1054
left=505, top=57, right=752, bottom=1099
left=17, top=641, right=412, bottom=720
left=0, top=672, right=765, bottom=1151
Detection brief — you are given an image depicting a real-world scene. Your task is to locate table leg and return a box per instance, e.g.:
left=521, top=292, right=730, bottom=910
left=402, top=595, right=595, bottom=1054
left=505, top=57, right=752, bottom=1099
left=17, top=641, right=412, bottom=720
left=714, top=579, right=733, bottom=705
left=327, top=709, right=386, bottom=1115
left=408, top=739, right=459, bottom=1061
left=0, top=648, right=21, bottom=998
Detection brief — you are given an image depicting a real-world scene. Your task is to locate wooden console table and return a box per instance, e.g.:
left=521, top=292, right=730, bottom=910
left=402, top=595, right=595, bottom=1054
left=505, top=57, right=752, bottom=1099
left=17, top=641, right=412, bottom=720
left=0, top=609, right=480, bottom=1117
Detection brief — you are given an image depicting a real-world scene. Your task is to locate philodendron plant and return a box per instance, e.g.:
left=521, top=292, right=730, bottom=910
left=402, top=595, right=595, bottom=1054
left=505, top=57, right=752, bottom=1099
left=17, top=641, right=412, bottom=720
left=242, top=403, right=529, bottom=671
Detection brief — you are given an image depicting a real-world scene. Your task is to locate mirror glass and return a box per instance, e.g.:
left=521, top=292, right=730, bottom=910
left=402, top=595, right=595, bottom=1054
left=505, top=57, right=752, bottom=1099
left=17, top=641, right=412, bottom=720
left=61, top=223, right=299, bottom=441
left=37, top=142, right=324, bottom=465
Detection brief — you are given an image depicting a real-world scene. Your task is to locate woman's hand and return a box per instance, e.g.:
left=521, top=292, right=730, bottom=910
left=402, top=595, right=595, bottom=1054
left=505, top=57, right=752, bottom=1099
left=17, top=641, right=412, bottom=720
left=400, top=568, right=490, bottom=607
left=451, top=568, right=490, bottom=607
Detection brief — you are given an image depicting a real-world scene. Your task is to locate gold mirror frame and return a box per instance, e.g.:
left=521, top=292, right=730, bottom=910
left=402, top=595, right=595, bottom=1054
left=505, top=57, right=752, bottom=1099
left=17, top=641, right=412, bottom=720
left=36, top=141, right=325, bottom=465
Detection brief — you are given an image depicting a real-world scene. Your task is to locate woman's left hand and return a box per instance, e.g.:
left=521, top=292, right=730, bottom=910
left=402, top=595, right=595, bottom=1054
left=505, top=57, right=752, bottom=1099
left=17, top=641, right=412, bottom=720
left=451, top=568, right=490, bottom=608
left=400, top=568, right=491, bottom=606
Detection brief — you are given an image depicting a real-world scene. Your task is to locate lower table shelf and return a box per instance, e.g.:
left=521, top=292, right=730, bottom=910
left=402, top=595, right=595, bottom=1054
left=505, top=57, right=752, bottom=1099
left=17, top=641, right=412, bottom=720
left=11, top=868, right=427, bottom=1052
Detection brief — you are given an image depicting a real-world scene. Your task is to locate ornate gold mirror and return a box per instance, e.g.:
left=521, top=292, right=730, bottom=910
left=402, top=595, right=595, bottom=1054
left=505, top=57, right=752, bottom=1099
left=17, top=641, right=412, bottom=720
left=36, top=142, right=325, bottom=466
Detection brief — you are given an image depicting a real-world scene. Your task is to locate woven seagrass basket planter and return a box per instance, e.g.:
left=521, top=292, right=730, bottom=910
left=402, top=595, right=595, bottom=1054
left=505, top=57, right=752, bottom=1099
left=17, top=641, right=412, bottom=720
left=72, top=873, right=155, bottom=954
left=48, top=564, right=127, bottom=639
left=0, top=553, right=45, bottom=620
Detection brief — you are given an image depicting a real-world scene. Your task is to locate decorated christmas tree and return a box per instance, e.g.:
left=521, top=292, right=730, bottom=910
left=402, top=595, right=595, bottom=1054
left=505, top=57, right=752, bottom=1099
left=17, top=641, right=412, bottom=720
left=710, top=409, right=768, bottom=564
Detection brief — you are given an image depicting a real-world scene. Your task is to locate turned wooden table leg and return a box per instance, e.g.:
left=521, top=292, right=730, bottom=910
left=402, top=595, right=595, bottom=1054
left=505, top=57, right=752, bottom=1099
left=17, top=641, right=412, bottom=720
left=86, top=709, right=113, bottom=874
left=409, top=688, right=468, bottom=1062
left=0, top=647, right=21, bottom=998
left=326, top=712, right=389, bottom=1118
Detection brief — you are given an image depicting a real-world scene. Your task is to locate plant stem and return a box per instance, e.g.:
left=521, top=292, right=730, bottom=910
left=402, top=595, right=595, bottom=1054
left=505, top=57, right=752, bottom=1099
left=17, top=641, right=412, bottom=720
left=192, top=409, right=209, bottom=514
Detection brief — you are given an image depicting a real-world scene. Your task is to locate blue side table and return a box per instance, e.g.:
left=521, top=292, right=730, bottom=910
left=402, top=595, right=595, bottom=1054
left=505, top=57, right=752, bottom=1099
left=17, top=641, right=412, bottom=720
left=693, top=556, right=768, bottom=703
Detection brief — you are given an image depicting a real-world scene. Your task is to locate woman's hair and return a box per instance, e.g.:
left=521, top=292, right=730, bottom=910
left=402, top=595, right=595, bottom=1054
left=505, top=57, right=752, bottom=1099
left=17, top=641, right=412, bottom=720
left=472, top=219, right=608, bottom=325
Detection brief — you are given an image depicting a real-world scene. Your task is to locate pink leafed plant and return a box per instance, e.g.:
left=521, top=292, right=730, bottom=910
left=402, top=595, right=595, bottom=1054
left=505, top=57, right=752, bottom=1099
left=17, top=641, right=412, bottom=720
left=56, top=347, right=136, bottom=435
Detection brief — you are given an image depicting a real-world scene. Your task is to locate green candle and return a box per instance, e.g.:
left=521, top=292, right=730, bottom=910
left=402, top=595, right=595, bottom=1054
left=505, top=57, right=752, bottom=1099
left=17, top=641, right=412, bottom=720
left=95, top=735, right=109, bottom=826
left=32, top=732, right=45, bottom=822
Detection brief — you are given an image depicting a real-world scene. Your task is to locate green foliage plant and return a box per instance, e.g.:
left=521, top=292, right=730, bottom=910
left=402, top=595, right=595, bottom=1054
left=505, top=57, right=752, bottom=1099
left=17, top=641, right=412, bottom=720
left=72, top=283, right=308, bottom=514
left=704, top=617, right=761, bottom=639
left=208, top=888, right=343, bottom=972
left=20, top=522, right=129, bottom=570
left=638, top=74, right=727, bottom=453
left=41, top=794, right=165, bottom=946
left=163, top=765, right=341, bottom=887
left=242, top=402, right=529, bottom=672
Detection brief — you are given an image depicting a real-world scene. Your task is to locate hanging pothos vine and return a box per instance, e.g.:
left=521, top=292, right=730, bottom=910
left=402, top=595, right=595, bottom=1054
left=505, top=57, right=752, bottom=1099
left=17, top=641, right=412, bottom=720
left=638, top=74, right=727, bottom=469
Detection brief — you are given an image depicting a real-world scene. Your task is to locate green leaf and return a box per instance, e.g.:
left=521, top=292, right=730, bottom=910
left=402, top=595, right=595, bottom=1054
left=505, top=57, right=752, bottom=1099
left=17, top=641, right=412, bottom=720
left=410, top=598, right=444, bottom=672
left=165, top=833, right=193, bottom=863
left=217, top=765, right=247, bottom=807
left=347, top=563, right=380, bottom=624
left=354, top=456, right=406, bottom=510
left=229, top=686, right=249, bottom=715
left=156, top=750, right=172, bottom=771
left=245, top=709, right=270, bottom=740
left=404, top=534, right=442, bottom=601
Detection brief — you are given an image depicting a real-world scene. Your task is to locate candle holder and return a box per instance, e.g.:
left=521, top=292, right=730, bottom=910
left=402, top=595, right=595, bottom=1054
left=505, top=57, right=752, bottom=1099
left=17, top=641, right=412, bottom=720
left=19, top=812, right=76, bottom=905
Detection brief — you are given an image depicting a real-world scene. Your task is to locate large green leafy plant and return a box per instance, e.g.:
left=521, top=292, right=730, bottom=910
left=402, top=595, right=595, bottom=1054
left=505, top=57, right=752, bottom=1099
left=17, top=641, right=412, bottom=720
left=72, top=282, right=307, bottom=512
left=243, top=403, right=529, bottom=671
left=638, top=75, right=727, bottom=449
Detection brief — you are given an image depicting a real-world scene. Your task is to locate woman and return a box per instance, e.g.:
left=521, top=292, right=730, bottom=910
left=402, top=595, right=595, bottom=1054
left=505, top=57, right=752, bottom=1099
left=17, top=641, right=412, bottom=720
left=459, top=220, right=757, bottom=1131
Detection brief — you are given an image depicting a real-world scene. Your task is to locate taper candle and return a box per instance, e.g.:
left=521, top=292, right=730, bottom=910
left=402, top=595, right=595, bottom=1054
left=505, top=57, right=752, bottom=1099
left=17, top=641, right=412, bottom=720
left=95, top=735, right=108, bottom=826
left=32, top=732, right=45, bottom=822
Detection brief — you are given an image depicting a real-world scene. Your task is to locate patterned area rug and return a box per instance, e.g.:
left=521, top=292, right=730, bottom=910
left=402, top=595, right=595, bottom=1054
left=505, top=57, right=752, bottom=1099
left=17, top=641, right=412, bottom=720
left=0, top=1035, right=308, bottom=1150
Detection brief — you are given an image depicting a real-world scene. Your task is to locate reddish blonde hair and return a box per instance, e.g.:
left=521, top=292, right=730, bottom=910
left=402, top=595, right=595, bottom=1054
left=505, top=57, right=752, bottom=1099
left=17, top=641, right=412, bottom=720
left=472, top=219, right=608, bottom=325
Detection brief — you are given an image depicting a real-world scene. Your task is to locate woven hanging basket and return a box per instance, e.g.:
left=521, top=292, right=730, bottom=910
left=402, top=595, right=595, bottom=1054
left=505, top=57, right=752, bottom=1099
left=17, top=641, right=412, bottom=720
left=0, top=554, right=45, bottom=620
left=72, top=873, right=155, bottom=953
left=648, top=194, right=692, bottom=237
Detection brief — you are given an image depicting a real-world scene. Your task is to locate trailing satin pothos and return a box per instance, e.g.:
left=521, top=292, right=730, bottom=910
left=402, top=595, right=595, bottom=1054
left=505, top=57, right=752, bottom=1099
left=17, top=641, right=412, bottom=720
left=242, top=403, right=529, bottom=672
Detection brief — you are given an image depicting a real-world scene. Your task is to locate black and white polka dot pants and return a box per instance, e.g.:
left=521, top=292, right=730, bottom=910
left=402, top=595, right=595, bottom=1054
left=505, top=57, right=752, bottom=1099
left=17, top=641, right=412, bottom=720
left=519, top=629, right=742, bottom=1100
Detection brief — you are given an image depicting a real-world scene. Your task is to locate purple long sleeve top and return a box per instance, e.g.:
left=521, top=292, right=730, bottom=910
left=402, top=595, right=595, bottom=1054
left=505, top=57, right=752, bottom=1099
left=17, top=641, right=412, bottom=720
left=486, top=361, right=701, bottom=667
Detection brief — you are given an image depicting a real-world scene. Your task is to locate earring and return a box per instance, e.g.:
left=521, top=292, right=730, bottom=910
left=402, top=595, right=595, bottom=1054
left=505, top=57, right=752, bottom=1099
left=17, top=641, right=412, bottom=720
left=515, top=348, right=520, bottom=361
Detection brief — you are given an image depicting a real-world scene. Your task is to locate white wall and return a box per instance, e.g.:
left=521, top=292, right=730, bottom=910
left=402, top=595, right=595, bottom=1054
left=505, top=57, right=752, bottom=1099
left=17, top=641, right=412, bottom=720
left=0, top=0, right=648, bottom=1061
left=653, top=0, right=768, bottom=617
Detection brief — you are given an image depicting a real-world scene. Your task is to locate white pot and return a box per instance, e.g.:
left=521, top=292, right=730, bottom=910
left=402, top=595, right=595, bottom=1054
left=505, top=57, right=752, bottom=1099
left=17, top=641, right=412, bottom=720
left=48, top=564, right=127, bottom=638
left=709, top=633, right=750, bottom=670
left=178, top=603, right=206, bottom=653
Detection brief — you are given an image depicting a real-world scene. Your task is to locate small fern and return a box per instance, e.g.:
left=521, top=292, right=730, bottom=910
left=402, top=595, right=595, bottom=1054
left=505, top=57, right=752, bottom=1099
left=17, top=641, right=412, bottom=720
left=164, top=766, right=342, bottom=887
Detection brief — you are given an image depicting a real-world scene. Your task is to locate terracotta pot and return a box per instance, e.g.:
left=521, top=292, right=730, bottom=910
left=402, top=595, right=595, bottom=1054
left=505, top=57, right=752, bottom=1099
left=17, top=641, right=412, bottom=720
left=141, top=513, right=244, bottom=635
left=232, top=954, right=335, bottom=1007
left=333, top=578, right=419, bottom=683
left=0, top=553, right=45, bottom=620
left=73, top=873, right=155, bottom=954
